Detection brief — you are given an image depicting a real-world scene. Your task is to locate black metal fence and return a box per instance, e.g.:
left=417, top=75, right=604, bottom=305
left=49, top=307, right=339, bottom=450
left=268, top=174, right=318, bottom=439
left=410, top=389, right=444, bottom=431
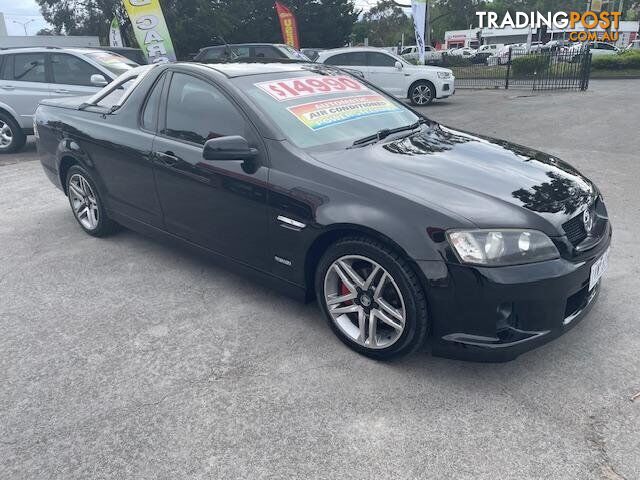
left=437, top=47, right=592, bottom=91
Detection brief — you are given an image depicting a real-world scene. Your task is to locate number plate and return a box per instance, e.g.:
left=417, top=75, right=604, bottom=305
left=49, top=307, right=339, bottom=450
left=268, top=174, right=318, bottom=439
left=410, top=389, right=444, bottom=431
left=589, top=248, right=610, bottom=291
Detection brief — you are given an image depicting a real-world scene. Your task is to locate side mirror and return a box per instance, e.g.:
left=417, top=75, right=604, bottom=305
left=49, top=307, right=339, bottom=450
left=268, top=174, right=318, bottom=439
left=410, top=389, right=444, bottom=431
left=90, top=74, right=108, bottom=87
left=394, top=61, right=403, bottom=70
left=203, top=136, right=258, bottom=161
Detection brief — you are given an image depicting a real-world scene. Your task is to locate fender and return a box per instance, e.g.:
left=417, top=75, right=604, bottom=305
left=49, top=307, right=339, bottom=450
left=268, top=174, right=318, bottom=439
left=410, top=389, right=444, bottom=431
left=0, top=101, right=21, bottom=128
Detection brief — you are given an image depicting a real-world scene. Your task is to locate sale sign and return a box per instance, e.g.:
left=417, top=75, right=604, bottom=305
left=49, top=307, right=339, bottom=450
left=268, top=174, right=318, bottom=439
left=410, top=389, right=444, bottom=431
left=275, top=2, right=300, bottom=49
left=255, top=76, right=370, bottom=101
left=287, top=95, right=402, bottom=131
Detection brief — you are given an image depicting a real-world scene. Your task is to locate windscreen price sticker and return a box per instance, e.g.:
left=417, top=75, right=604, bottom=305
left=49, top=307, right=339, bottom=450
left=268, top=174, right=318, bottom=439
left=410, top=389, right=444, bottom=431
left=255, top=76, right=369, bottom=101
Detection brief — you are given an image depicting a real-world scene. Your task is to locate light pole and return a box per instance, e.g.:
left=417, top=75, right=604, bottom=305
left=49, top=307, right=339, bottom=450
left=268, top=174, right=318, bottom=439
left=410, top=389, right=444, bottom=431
left=13, top=19, right=35, bottom=36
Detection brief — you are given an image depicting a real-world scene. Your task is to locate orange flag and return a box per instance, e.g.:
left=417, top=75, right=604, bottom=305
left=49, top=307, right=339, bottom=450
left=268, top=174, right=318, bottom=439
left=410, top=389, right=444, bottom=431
left=275, top=1, right=300, bottom=49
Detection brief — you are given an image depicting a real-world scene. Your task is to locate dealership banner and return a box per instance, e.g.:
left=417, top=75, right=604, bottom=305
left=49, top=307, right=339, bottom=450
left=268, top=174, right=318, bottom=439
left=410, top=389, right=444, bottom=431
left=109, top=17, right=124, bottom=47
left=122, top=0, right=176, bottom=63
left=411, top=0, right=427, bottom=64
left=275, top=1, right=300, bottom=49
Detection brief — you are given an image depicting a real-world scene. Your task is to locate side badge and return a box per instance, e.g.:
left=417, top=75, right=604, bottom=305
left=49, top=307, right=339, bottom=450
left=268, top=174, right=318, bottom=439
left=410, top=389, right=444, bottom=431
left=274, top=256, right=292, bottom=267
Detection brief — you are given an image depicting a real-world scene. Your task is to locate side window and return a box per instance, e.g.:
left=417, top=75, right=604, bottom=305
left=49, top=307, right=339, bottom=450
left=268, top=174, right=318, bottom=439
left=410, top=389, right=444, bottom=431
left=141, top=74, right=165, bottom=131
left=254, top=46, right=283, bottom=58
left=163, top=72, right=247, bottom=145
left=347, top=52, right=367, bottom=66
left=367, top=52, right=396, bottom=67
left=400, top=48, right=411, bottom=55
left=203, top=47, right=224, bottom=61
left=233, top=47, right=251, bottom=58
left=51, top=54, right=103, bottom=86
left=12, top=53, right=46, bottom=83
left=324, top=53, right=349, bottom=65
left=0, top=55, right=7, bottom=80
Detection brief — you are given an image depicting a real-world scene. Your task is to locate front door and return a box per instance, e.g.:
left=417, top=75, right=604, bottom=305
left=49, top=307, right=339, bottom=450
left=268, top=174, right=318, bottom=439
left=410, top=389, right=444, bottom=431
left=0, top=52, right=50, bottom=129
left=152, top=71, right=269, bottom=270
left=365, top=52, right=404, bottom=96
left=48, top=53, right=104, bottom=99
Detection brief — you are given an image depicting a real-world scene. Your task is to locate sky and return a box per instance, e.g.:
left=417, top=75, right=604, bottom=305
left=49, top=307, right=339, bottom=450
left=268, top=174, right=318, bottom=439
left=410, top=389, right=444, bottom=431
left=0, top=0, right=49, bottom=35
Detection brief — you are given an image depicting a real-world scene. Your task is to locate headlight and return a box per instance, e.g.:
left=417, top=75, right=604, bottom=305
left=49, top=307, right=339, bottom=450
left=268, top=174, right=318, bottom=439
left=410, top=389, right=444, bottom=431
left=437, top=71, right=451, bottom=79
left=447, top=229, right=559, bottom=266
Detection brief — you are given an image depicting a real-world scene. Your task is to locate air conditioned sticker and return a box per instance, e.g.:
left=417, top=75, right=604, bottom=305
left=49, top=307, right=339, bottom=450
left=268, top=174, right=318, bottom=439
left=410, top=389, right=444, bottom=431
left=287, top=94, right=402, bottom=130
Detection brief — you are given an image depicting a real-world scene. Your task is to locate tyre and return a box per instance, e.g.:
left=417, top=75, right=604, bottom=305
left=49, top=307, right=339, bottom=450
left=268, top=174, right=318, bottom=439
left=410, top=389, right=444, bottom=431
left=408, top=81, right=435, bottom=106
left=65, top=165, right=119, bottom=237
left=0, top=112, right=27, bottom=154
left=315, top=236, right=429, bottom=360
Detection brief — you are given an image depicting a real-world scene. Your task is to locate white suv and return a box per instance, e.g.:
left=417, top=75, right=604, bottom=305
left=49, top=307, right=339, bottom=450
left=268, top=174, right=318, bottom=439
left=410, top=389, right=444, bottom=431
left=316, top=47, right=454, bottom=106
left=0, top=47, right=138, bottom=153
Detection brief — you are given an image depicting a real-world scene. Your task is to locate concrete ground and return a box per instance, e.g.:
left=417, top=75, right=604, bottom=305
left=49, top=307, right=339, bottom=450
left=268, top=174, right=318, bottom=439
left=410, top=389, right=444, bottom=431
left=1, top=80, right=639, bottom=480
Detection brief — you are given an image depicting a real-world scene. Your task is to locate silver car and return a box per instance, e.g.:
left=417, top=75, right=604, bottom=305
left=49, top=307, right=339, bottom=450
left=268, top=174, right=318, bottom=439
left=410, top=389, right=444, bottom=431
left=0, top=47, right=138, bottom=153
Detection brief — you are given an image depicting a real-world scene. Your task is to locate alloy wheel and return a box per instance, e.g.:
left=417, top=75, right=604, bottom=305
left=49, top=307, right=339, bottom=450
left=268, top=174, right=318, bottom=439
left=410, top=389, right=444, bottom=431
left=0, top=120, right=13, bottom=150
left=411, top=84, right=433, bottom=105
left=323, top=255, right=406, bottom=349
left=68, top=173, right=100, bottom=230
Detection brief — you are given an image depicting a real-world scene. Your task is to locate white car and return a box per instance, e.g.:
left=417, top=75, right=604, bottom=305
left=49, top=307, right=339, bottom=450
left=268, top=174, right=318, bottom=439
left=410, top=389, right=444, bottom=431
left=626, top=39, right=640, bottom=51
left=477, top=44, right=503, bottom=55
left=448, top=47, right=477, bottom=58
left=568, top=41, right=619, bottom=61
left=0, top=47, right=138, bottom=153
left=316, top=47, right=455, bottom=106
left=399, top=45, right=442, bottom=64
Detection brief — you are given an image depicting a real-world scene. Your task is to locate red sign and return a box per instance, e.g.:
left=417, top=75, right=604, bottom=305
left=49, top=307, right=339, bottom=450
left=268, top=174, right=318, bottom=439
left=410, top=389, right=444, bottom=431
left=275, top=1, right=300, bottom=50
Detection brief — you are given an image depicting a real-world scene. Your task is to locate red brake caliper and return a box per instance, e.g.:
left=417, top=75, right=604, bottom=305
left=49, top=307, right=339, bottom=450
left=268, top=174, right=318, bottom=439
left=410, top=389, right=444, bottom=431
left=340, top=282, right=353, bottom=305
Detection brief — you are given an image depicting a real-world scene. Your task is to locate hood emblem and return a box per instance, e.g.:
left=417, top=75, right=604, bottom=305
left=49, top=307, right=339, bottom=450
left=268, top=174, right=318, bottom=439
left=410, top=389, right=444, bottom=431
left=583, top=207, right=594, bottom=233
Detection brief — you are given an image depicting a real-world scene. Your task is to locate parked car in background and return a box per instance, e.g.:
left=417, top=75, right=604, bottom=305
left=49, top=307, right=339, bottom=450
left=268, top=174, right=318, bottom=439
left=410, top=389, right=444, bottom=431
left=193, top=43, right=310, bottom=63
left=97, top=46, right=147, bottom=65
left=399, top=45, right=442, bottom=64
left=477, top=44, right=502, bottom=55
left=625, top=39, right=640, bottom=51
left=447, top=47, right=477, bottom=58
left=316, top=47, right=454, bottom=106
left=301, top=48, right=325, bottom=61
left=0, top=47, right=138, bottom=153
left=568, top=41, right=619, bottom=62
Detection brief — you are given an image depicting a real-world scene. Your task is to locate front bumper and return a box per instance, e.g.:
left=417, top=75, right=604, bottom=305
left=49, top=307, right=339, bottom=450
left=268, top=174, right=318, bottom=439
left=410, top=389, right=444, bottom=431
left=436, top=78, right=455, bottom=99
left=418, top=227, right=611, bottom=362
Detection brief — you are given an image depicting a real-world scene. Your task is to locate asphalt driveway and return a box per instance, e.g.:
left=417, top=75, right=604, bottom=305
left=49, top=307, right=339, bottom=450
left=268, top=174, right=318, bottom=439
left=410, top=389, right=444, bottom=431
left=1, top=80, right=638, bottom=479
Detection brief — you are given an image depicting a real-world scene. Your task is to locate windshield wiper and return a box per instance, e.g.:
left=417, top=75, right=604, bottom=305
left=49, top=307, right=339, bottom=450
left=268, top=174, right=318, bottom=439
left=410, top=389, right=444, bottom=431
left=350, top=118, right=427, bottom=147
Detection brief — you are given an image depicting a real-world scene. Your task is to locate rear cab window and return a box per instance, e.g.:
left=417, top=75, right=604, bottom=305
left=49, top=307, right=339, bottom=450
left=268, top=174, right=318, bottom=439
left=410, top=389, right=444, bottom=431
left=234, top=68, right=419, bottom=149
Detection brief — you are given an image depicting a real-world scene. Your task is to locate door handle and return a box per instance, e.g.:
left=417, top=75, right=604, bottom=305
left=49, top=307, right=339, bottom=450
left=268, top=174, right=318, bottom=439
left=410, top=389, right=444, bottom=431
left=54, top=89, right=71, bottom=94
left=0, top=85, right=15, bottom=90
left=154, top=151, right=180, bottom=167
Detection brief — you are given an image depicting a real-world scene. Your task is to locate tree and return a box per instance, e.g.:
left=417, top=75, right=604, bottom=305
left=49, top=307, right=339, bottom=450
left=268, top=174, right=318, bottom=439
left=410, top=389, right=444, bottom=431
left=354, top=0, right=414, bottom=46
left=33, top=0, right=359, bottom=58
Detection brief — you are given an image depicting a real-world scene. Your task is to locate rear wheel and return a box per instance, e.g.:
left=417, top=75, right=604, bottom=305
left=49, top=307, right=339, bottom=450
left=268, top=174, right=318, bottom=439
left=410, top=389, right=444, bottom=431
left=409, top=81, right=435, bottom=106
left=66, top=165, right=119, bottom=237
left=315, top=237, right=429, bottom=360
left=0, top=112, right=26, bottom=154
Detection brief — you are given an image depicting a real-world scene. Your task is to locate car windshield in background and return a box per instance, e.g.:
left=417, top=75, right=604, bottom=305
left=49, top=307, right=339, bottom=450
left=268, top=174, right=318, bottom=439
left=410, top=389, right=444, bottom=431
left=85, top=51, right=139, bottom=76
left=237, top=71, right=419, bottom=149
left=279, top=45, right=311, bottom=61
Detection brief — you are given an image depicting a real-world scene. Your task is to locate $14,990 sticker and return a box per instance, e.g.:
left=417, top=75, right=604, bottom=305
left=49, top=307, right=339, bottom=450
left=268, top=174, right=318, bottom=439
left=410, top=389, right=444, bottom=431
left=255, top=75, right=369, bottom=101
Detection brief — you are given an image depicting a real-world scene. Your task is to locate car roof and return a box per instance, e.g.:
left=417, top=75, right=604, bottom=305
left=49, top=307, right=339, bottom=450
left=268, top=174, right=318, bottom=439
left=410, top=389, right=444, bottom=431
left=0, top=47, right=109, bottom=55
left=318, top=47, right=392, bottom=56
left=201, top=43, right=287, bottom=50
left=187, top=61, right=328, bottom=78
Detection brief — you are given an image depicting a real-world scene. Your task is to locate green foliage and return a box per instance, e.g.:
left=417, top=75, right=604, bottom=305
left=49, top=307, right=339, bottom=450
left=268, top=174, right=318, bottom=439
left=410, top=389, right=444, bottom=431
left=510, top=54, right=550, bottom=77
left=33, top=0, right=359, bottom=59
left=353, top=0, right=414, bottom=46
left=591, top=51, right=640, bottom=70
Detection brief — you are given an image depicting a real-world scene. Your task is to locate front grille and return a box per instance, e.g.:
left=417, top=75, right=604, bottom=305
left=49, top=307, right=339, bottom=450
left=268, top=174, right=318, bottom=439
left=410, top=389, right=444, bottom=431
left=562, top=213, right=587, bottom=246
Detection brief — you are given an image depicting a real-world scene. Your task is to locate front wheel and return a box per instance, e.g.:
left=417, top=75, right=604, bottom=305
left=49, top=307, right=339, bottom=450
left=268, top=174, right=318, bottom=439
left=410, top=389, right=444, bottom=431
left=315, top=237, right=429, bottom=360
left=409, top=81, right=435, bottom=106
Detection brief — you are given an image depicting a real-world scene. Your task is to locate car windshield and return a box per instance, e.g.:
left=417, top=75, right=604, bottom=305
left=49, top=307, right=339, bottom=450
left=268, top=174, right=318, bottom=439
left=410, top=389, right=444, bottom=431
left=85, top=51, right=139, bottom=76
left=279, top=45, right=311, bottom=61
left=235, top=69, right=420, bottom=149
